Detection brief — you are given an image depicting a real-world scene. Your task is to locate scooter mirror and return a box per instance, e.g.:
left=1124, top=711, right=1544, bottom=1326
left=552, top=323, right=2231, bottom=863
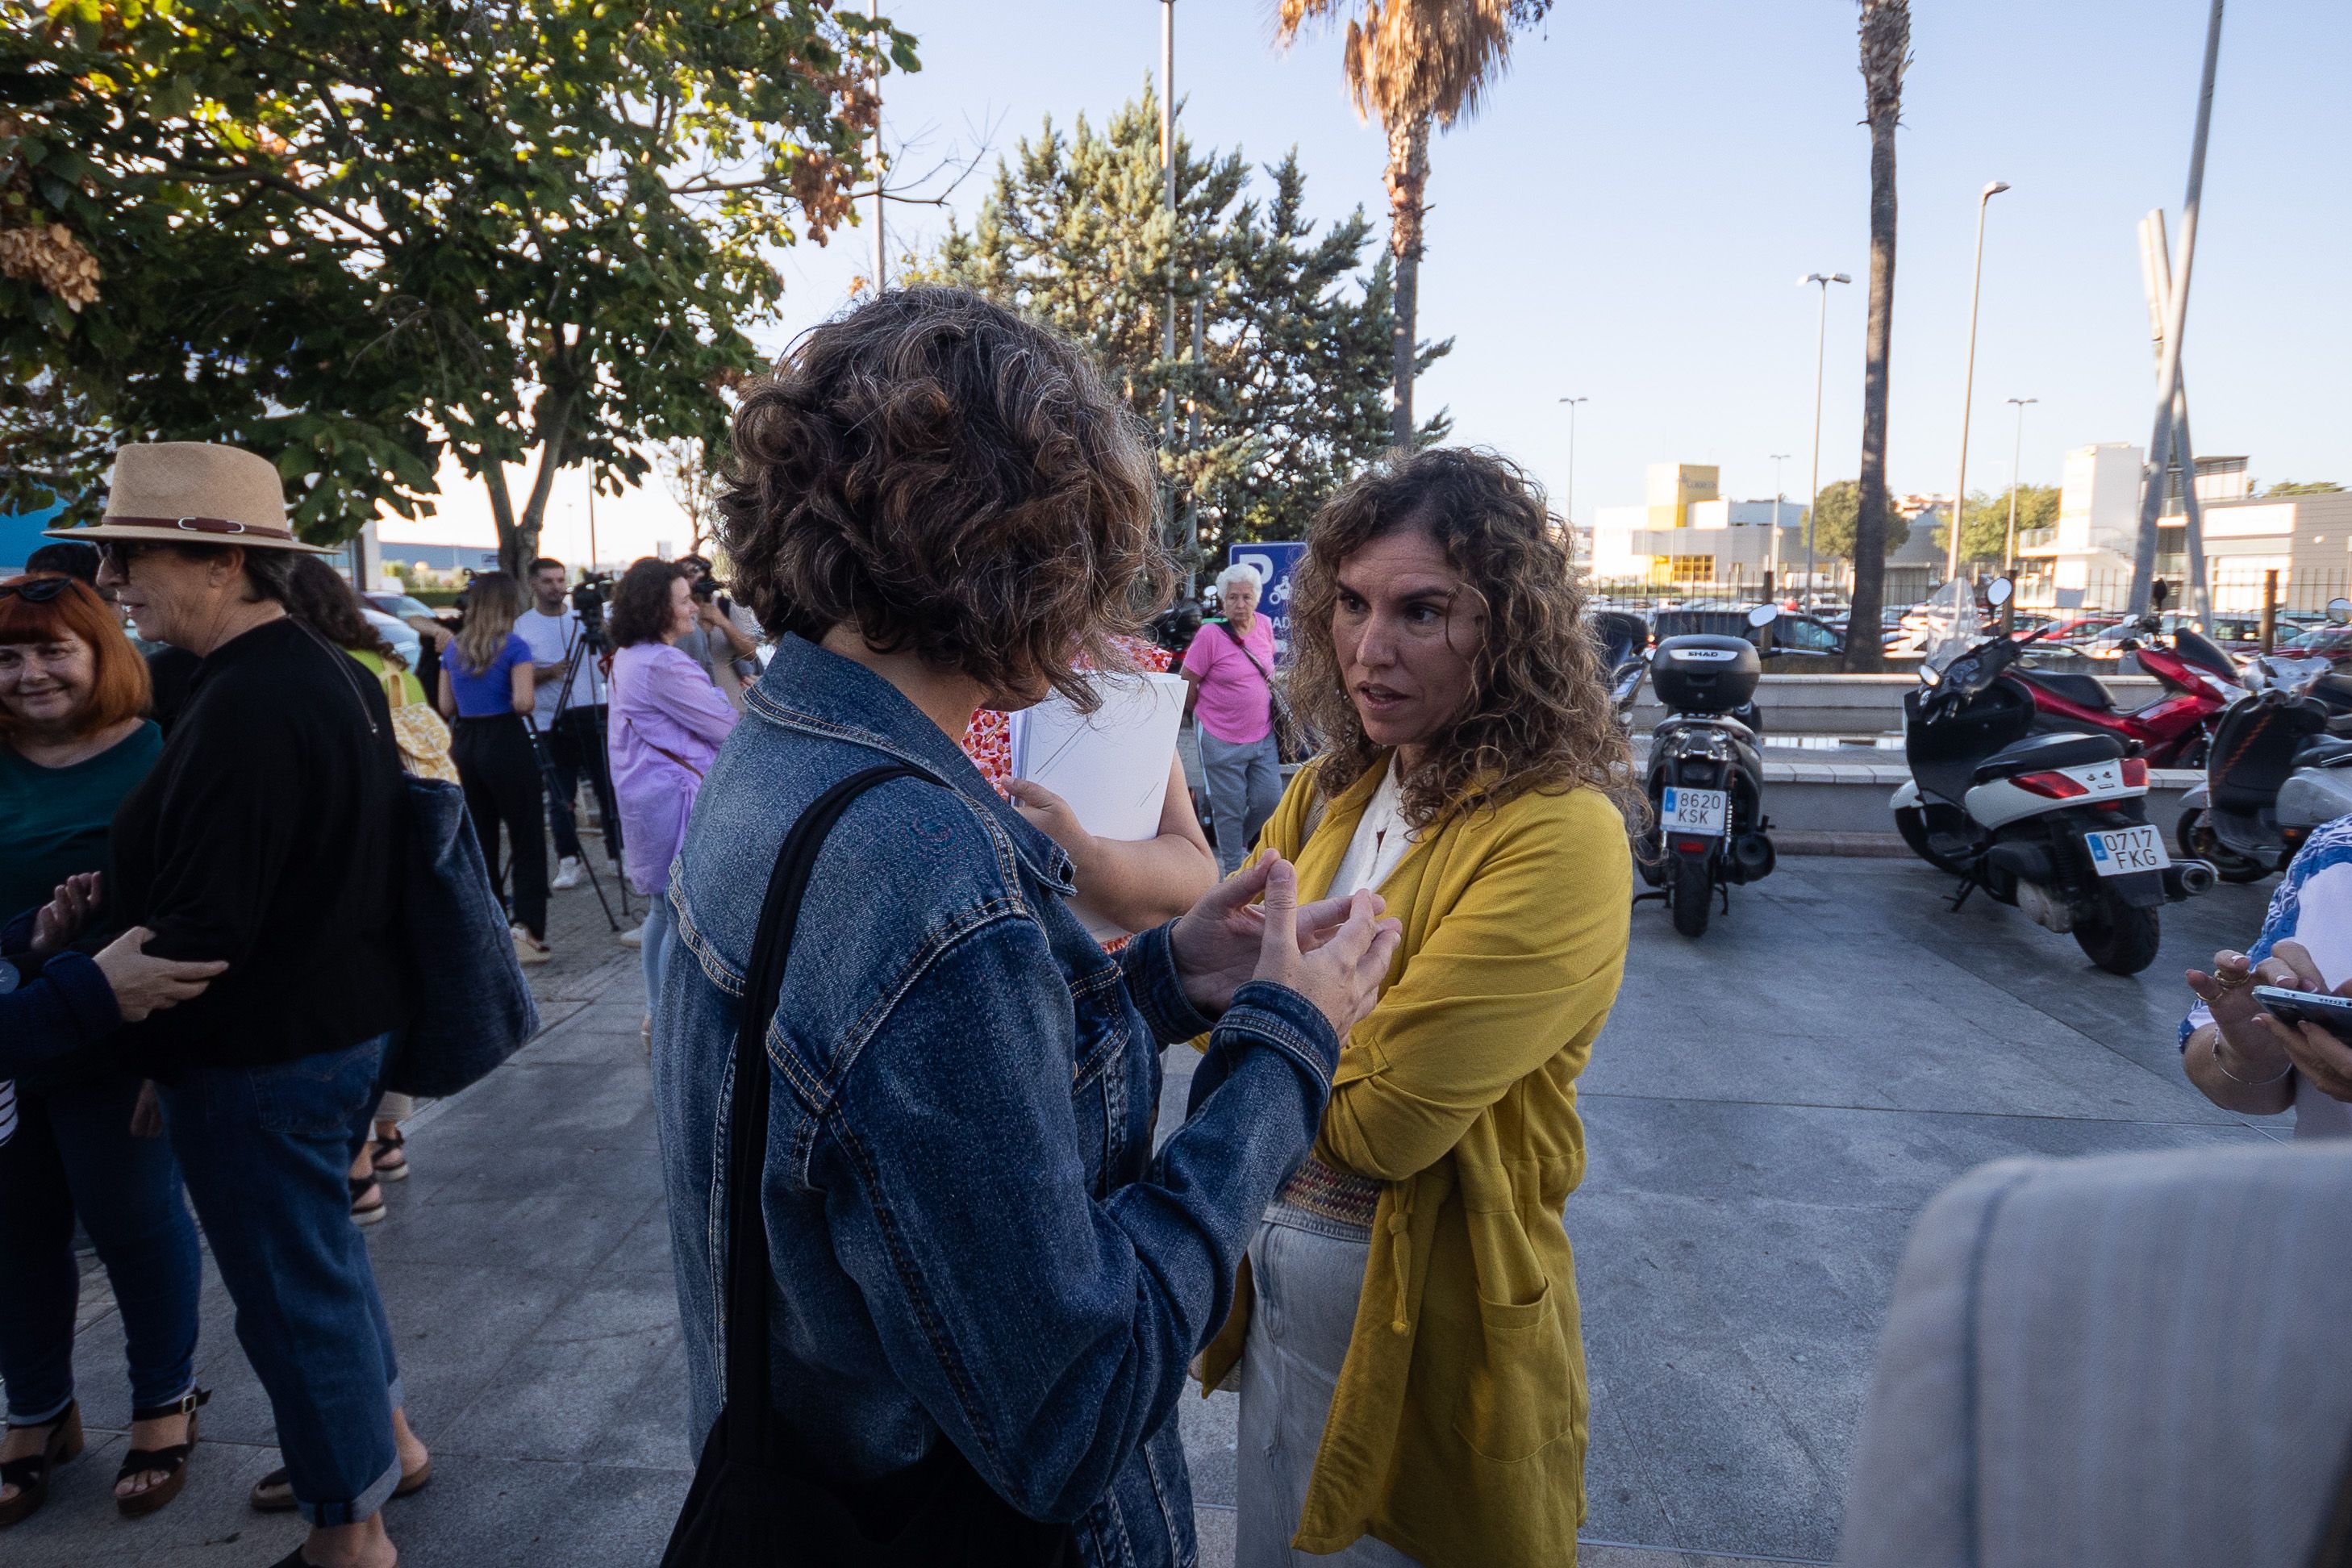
left=1745, top=603, right=1779, bottom=630
left=1985, top=578, right=2013, bottom=608
left=2329, top=598, right=2352, bottom=626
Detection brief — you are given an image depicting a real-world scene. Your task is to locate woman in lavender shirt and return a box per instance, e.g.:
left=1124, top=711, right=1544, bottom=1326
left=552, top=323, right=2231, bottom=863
left=606, top=559, right=741, bottom=1024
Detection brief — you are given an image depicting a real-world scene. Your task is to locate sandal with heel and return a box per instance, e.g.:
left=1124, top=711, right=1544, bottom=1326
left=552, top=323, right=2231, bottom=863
left=0, top=1400, right=84, bottom=1528
left=115, top=1387, right=208, bottom=1518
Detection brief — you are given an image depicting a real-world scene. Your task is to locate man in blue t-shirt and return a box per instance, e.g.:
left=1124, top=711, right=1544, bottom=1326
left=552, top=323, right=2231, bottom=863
left=515, top=558, right=617, bottom=887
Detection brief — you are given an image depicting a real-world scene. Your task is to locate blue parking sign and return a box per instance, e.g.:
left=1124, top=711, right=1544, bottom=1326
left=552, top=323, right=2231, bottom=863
left=1226, top=541, right=1307, bottom=665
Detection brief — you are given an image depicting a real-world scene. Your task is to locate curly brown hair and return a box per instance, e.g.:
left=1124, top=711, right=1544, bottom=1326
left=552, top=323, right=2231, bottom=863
left=1289, top=447, right=1633, bottom=828
left=718, top=286, right=1168, bottom=711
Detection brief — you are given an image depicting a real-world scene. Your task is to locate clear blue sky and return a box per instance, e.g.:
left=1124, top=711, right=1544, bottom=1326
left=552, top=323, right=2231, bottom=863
left=758, top=0, right=2350, bottom=532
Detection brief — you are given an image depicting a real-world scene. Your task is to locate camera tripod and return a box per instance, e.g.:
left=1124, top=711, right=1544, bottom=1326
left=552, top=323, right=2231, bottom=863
left=519, top=587, right=629, bottom=932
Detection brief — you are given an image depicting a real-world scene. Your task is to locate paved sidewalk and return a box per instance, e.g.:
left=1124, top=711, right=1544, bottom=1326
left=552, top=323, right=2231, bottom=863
left=9, top=851, right=2281, bottom=1566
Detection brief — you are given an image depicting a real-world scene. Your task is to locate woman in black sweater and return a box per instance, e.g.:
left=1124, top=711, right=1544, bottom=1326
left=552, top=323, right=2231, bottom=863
left=52, top=443, right=427, bottom=1568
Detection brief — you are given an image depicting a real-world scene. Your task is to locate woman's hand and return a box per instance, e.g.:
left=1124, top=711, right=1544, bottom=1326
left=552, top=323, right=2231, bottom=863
left=129, top=1080, right=165, bottom=1139
left=2189, top=942, right=2321, bottom=1084
left=31, top=872, right=102, bottom=954
left=1006, top=779, right=1091, bottom=859
left=2230, top=939, right=2352, bottom=1103
left=1244, top=857, right=1400, bottom=1040
left=92, top=928, right=228, bottom=1023
left=1170, top=855, right=1398, bottom=1028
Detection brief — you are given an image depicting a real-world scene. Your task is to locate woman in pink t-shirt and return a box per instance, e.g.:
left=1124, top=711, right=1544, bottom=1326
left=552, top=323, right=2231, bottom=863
left=1183, top=561, right=1282, bottom=875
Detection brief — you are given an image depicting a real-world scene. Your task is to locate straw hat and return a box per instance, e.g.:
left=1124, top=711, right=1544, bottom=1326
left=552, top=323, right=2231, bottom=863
left=43, top=442, right=331, bottom=553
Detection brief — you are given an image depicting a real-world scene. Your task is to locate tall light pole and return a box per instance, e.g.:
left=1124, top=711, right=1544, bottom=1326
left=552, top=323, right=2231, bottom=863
left=1557, top=396, right=1587, bottom=544
left=2001, top=396, right=2037, bottom=574
left=1948, top=180, right=2012, bottom=584
left=1799, top=272, right=1850, bottom=611
left=1158, top=1, right=1179, bottom=562
left=869, top=0, right=884, bottom=287
left=1769, top=452, right=1791, bottom=597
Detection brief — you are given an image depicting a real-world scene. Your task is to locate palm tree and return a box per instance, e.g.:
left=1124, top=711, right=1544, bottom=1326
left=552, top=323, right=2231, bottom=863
left=1276, top=0, right=1549, bottom=448
left=1845, top=0, right=1909, bottom=673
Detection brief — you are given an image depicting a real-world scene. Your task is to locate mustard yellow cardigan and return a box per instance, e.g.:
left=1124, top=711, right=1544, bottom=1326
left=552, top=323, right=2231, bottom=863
left=1197, top=757, right=1631, bottom=1568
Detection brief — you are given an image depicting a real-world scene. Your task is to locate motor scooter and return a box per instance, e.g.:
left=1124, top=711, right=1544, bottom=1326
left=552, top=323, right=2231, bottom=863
left=1890, top=579, right=2214, bottom=975
left=1593, top=611, right=1649, bottom=731
left=1637, top=604, right=1779, bottom=938
left=2175, top=597, right=2352, bottom=879
left=2004, top=584, right=2241, bottom=768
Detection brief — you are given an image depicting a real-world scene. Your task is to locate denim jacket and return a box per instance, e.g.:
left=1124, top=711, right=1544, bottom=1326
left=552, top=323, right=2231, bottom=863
left=653, top=634, right=1341, bottom=1567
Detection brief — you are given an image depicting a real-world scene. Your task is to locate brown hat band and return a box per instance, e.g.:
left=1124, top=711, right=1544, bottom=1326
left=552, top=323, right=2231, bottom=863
left=106, top=515, right=301, bottom=542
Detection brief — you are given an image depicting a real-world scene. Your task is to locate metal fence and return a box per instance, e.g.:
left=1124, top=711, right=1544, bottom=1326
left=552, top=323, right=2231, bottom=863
left=1586, top=563, right=2352, bottom=629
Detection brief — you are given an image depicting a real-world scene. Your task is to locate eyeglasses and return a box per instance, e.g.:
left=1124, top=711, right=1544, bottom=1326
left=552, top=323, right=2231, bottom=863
left=0, top=577, right=75, bottom=604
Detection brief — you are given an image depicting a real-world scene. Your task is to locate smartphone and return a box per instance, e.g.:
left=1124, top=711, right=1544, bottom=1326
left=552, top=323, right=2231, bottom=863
left=2250, top=984, right=2352, bottom=1043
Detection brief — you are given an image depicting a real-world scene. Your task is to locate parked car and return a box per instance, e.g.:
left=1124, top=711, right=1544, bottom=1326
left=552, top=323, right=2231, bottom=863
left=361, top=607, right=423, bottom=671
left=1653, top=607, right=1844, bottom=658
left=364, top=590, right=441, bottom=623
left=2283, top=624, right=2352, bottom=665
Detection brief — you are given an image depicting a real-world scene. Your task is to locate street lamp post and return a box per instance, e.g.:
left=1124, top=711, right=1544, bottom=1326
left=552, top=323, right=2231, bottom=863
left=2001, top=396, right=2037, bottom=575
left=1799, top=272, right=1851, bottom=612
left=1769, top=452, right=1791, bottom=598
left=1557, top=396, right=1587, bottom=557
left=1949, top=180, right=2012, bottom=584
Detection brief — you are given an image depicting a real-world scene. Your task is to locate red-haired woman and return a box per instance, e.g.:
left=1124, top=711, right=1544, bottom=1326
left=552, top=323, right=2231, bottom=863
left=0, top=574, right=209, bottom=1527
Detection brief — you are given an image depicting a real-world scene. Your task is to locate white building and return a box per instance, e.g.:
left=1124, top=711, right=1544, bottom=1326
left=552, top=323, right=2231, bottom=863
left=1589, top=463, right=1808, bottom=587
left=2019, top=444, right=2315, bottom=610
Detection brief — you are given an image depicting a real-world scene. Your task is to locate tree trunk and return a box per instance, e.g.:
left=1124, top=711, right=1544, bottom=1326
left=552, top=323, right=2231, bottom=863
left=482, top=389, right=577, bottom=578
left=1386, top=115, right=1430, bottom=451
left=1847, top=111, right=1898, bottom=674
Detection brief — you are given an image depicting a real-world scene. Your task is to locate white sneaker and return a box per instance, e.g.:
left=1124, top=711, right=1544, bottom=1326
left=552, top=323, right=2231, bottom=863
left=617, top=924, right=645, bottom=949
left=552, top=857, right=583, bottom=890
left=512, top=924, right=553, bottom=965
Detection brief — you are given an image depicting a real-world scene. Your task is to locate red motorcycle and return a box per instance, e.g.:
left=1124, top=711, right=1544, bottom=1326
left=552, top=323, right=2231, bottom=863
left=2004, top=618, right=2242, bottom=769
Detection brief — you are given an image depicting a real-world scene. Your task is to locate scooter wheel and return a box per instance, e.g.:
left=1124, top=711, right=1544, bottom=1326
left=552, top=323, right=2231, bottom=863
left=2173, top=807, right=2269, bottom=884
left=2072, top=890, right=2162, bottom=976
left=1670, top=856, right=1712, bottom=938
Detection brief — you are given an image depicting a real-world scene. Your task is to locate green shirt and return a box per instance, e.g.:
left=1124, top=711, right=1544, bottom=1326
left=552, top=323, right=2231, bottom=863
left=0, top=721, right=164, bottom=928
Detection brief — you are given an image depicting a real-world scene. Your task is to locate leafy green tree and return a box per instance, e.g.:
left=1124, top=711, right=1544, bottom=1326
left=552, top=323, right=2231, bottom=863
left=4, top=0, right=907, bottom=568
left=1935, top=483, right=2058, bottom=565
left=2268, top=480, right=2345, bottom=496
left=1808, top=477, right=1909, bottom=562
left=920, top=86, right=1441, bottom=567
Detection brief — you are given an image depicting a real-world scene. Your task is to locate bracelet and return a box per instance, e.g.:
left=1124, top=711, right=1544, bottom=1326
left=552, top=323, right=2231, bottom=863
left=2214, top=1036, right=2293, bottom=1087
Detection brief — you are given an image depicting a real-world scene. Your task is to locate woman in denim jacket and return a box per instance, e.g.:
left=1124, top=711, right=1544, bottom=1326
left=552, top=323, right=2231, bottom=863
left=653, top=286, right=1401, bottom=1567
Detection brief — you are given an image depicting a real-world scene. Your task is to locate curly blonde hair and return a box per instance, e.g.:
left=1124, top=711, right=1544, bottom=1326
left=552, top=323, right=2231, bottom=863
left=1288, top=447, right=1634, bottom=828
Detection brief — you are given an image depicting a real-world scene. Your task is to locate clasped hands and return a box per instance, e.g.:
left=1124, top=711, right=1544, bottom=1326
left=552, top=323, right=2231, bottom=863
left=1169, top=854, right=1402, bottom=1041
left=27, top=871, right=227, bottom=1025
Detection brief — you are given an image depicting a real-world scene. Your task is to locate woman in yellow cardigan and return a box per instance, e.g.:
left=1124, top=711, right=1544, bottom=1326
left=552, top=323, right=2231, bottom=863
left=1203, top=448, right=1634, bottom=1567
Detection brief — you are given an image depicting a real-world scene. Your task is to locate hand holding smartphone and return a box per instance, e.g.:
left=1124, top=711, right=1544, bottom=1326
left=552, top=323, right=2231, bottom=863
left=2250, top=985, right=2352, bottom=1044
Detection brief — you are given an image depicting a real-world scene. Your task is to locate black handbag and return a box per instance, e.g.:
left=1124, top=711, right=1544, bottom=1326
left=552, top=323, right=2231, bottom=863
left=382, top=774, right=541, bottom=1097
left=660, top=764, right=1078, bottom=1568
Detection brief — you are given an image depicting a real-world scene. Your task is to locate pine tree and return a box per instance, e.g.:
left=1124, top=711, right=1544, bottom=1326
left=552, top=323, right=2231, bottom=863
left=919, top=85, right=1445, bottom=568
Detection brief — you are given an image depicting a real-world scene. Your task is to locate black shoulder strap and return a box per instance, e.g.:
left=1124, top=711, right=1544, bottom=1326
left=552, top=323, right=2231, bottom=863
left=720, top=762, right=927, bottom=1453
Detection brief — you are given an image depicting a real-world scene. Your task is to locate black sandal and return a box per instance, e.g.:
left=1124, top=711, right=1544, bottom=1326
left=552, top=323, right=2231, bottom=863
left=0, top=1400, right=84, bottom=1528
left=115, top=1387, right=207, bottom=1518
left=250, top=1455, right=432, bottom=1514
left=349, top=1174, right=386, bottom=1226
left=371, top=1126, right=409, bottom=1181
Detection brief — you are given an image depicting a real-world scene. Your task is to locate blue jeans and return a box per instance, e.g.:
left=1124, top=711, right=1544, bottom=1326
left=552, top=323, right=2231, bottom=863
left=1199, top=728, right=1285, bottom=877
left=0, top=1072, right=202, bottom=1422
left=640, top=894, right=674, bottom=1033
left=160, top=1036, right=402, bottom=1526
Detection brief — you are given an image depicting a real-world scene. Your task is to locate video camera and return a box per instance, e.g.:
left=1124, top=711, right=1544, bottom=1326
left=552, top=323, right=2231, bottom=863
left=570, top=570, right=618, bottom=648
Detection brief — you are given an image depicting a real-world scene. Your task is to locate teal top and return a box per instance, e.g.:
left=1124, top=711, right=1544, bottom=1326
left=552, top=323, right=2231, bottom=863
left=0, top=720, right=164, bottom=926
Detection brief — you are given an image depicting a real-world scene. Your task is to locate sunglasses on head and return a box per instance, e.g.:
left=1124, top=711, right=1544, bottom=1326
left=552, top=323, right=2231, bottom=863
left=0, top=577, right=75, bottom=604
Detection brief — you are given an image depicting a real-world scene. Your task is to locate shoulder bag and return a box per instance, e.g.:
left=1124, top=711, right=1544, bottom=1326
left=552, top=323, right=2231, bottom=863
left=660, top=764, right=1075, bottom=1568
left=306, top=625, right=540, bottom=1098
left=1215, top=619, right=1309, bottom=764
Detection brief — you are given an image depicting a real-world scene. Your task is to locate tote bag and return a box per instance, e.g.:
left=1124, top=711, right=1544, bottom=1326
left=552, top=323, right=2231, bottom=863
left=380, top=774, right=542, bottom=1098
left=660, top=764, right=1074, bottom=1568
